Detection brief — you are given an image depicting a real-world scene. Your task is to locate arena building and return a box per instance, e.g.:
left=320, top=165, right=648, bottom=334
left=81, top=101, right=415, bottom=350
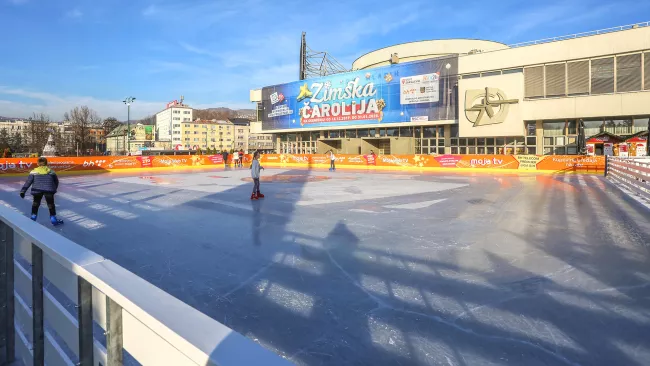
left=250, top=22, right=650, bottom=156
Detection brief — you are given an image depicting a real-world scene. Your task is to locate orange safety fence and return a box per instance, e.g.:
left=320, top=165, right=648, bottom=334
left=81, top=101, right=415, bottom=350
left=0, top=154, right=604, bottom=176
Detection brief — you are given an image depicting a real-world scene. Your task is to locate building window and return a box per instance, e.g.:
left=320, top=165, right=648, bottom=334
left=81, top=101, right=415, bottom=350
left=173, top=124, right=180, bottom=128
left=616, top=54, right=642, bottom=92
left=591, top=57, right=615, bottom=94
left=183, top=111, right=191, bottom=114
left=543, top=120, right=578, bottom=155
left=185, top=124, right=190, bottom=127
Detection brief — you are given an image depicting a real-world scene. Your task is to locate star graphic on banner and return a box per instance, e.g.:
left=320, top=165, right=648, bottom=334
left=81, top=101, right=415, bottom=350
left=297, top=83, right=313, bottom=101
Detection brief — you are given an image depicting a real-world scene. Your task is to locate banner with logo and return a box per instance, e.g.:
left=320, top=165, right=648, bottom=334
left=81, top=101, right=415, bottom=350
left=0, top=154, right=604, bottom=175
left=261, top=57, right=458, bottom=130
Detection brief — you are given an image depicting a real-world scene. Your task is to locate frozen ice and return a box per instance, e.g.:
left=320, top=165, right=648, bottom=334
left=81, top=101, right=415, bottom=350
left=1, top=168, right=650, bottom=366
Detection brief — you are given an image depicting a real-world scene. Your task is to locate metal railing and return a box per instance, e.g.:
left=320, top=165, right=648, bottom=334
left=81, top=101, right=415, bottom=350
left=507, top=21, right=650, bottom=49
left=0, top=205, right=291, bottom=366
left=605, top=156, right=650, bottom=203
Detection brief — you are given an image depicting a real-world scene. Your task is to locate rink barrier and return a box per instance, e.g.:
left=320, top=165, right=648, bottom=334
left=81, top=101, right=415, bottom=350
left=0, top=154, right=605, bottom=176
left=605, top=156, right=650, bottom=201
left=0, top=205, right=292, bottom=366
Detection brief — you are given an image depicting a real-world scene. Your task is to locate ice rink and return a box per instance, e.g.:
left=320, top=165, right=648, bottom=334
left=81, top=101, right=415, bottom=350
left=1, top=167, right=650, bottom=366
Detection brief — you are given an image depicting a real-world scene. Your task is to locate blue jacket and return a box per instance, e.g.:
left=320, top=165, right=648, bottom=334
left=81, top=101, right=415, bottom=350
left=21, top=166, right=59, bottom=195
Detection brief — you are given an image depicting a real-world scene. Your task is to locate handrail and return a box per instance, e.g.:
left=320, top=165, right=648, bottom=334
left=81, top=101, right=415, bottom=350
left=507, top=21, right=650, bottom=49
left=605, top=156, right=650, bottom=207
left=0, top=204, right=292, bottom=366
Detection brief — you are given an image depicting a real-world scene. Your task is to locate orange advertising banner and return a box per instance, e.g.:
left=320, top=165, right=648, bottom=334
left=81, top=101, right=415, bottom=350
left=0, top=154, right=604, bottom=176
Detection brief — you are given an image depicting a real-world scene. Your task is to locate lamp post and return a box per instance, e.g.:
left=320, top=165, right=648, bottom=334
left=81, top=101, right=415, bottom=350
left=123, top=97, right=136, bottom=154
left=445, top=63, right=451, bottom=120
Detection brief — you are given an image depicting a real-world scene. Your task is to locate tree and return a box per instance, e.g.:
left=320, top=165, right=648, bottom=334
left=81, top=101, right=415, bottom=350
left=102, top=117, right=122, bottom=137
left=10, top=132, right=23, bottom=153
left=65, top=106, right=101, bottom=155
left=139, top=115, right=156, bottom=125
left=0, top=128, right=10, bottom=151
left=27, top=113, right=52, bottom=154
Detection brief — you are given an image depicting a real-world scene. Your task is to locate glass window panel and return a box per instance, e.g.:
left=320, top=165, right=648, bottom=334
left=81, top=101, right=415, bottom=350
left=422, top=139, right=429, bottom=147
left=505, top=137, right=514, bottom=144
left=438, top=126, right=445, bottom=137
left=567, top=136, right=577, bottom=144
left=346, top=130, right=357, bottom=138
left=633, top=118, right=649, bottom=133
left=386, top=128, right=398, bottom=137
left=414, top=127, right=422, bottom=138
left=556, top=136, right=565, bottom=146
left=468, top=138, right=476, bottom=146
left=487, top=147, right=495, bottom=154
left=544, top=137, right=553, bottom=145
left=514, top=136, right=525, bottom=144
left=554, top=146, right=566, bottom=155
left=478, top=147, right=486, bottom=154
left=496, top=137, right=505, bottom=145
left=527, top=147, right=537, bottom=155
left=567, top=120, right=577, bottom=134
left=459, top=138, right=467, bottom=146
left=543, top=121, right=565, bottom=136
left=357, top=129, right=369, bottom=137
left=544, top=147, right=552, bottom=155
left=526, top=122, right=537, bottom=136
left=450, top=125, right=459, bottom=138
left=468, top=147, right=476, bottom=154
left=329, top=131, right=340, bottom=138
left=463, top=73, right=480, bottom=79
left=438, top=139, right=445, bottom=147
left=423, top=127, right=436, bottom=138
left=379, top=129, right=386, bottom=137
left=567, top=146, right=578, bottom=154
left=526, top=136, right=536, bottom=146
left=437, top=147, right=445, bottom=155
left=477, top=138, right=486, bottom=146
left=399, top=127, right=413, bottom=137
left=451, top=147, right=459, bottom=154
left=583, top=119, right=603, bottom=137
left=451, top=138, right=459, bottom=146
left=486, top=138, right=495, bottom=145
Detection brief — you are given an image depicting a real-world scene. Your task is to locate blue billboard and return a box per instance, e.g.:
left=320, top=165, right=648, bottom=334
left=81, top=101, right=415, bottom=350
left=261, top=56, right=458, bottom=131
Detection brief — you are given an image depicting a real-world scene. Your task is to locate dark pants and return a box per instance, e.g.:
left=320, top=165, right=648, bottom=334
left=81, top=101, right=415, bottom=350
left=32, top=193, right=56, bottom=216
left=330, top=160, right=336, bottom=169
left=253, top=178, right=260, bottom=194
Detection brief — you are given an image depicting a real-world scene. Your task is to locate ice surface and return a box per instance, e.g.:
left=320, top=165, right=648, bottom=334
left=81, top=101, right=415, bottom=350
left=2, top=168, right=650, bottom=366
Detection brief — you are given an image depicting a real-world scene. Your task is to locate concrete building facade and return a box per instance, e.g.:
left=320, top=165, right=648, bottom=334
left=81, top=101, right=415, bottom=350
left=251, top=23, right=650, bottom=156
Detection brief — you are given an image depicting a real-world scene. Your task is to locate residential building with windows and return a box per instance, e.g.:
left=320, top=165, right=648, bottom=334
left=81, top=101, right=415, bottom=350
left=155, top=99, right=193, bottom=143
left=174, top=119, right=235, bottom=151
left=251, top=22, right=650, bottom=156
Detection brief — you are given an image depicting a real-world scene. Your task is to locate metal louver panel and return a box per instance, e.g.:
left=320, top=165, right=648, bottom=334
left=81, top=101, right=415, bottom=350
left=567, top=60, right=589, bottom=94
left=616, top=54, right=642, bottom=92
left=591, top=57, right=614, bottom=94
left=524, top=66, right=544, bottom=98
left=645, top=52, right=650, bottom=90
left=545, top=63, right=566, bottom=96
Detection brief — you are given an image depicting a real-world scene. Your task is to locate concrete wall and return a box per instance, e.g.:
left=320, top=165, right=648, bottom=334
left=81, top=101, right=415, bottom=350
left=353, top=40, right=506, bottom=70
left=341, top=139, right=362, bottom=154
left=391, top=138, right=416, bottom=154
left=521, top=91, right=650, bottom=121
left=459, top=26, right=650, bottom=73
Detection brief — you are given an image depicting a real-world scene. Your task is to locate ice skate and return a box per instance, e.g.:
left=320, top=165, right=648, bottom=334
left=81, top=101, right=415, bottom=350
left=50, top=216, right=64, bottom=226
left=251, top=193, right=258, bottom=200
left=257, top=192, right=265, bottom=198
left=30, top=214, right=37, bottom=221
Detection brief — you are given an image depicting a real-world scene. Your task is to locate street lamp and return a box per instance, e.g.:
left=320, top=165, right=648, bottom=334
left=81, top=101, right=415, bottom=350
left=445, top=63, right=451, bottom=120
left=123, top=97, right=136, bottom=154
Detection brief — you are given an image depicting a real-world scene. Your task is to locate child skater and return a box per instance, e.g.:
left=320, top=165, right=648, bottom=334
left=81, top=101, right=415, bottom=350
left=250, top=151, right=265, bottom=200
left=19, top=157, right=64, bottom=226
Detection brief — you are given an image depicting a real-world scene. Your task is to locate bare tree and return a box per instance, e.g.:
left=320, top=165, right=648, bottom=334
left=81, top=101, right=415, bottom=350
left=139, top=115, right=156, bottom=125
left=102, top=117, right=122, bottom=136
left=64, top=106, right=101, bottom=155
left=27, top=112, right=52, bottom=154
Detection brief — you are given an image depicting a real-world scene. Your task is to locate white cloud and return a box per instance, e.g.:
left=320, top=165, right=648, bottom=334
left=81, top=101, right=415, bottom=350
left=142, top=4, right=158, bottom=16
left=0, top=87, right=164, bottom=120
left=66, top=9, right=83, bottom=19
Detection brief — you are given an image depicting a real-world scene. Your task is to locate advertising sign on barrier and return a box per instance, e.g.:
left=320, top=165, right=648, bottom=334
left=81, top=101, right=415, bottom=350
left=0, top=154, right=605, bottom=176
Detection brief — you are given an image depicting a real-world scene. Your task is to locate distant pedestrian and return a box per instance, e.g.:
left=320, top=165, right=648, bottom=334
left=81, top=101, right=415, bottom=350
left=239, top=149, right=245, bottom=167
left=250, top=151, right=265, bottom=200
left=19, top=157, right=64, bottom=226
left=233, top=150, right=240, bottom=168
left=222, top=150, right=229, bottom=168
left=329, top=150, right=336, bottom=171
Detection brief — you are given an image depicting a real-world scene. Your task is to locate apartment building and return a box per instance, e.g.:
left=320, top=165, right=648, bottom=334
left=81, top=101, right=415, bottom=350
left=174, top=119, right=235, bottom=151
left=155, top=99, right=193, bottom=142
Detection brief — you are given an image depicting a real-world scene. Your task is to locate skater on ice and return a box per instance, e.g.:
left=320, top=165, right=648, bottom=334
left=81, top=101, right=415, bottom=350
left=19, top=157, right=64, bottom=226
left=329, top=150, right=336, bottom=171
left=250, top=151, right=265, bottom=200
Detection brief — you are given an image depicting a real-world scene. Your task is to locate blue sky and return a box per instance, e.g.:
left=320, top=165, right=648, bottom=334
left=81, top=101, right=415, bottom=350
left=1, top=0, right=648, bottom=120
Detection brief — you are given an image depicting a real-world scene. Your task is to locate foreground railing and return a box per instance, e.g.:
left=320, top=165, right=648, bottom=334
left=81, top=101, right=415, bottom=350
left=0, top=205, right=291, bottom=366
left=605, top=156, right=650, bottom=202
